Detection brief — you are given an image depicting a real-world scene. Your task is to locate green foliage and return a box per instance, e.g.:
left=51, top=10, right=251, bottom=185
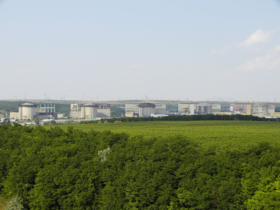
left=166, top=104, right=178, bottom=112
left=0, top=101, right=24, bottom=113
left=98, top=147, right=111, bottom=162
left=34, top=118, right=39, bottom=125
left=54, top=104, right=70, bottom=116
left=110, top=104, right=125, bottom=117
left=1, top=122, right=280, bottom=209
left=4, top=195, right=26, bottom=210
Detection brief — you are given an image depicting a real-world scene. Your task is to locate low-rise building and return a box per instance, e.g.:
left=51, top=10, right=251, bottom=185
left=178, top=103, right=215, bottom=115
left=125, top=103, right=166, bottom=117
left=70, top=103, right=110, bottom=119
left=139, top=103, right=156, bottom=117
left=10, top=103, right=37, bottom=121
left=57, top=114, right=66, bottom=119
left=230, top=103, right=272, bottom=117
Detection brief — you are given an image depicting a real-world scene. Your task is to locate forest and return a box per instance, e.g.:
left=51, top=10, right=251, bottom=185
left=1, top=123, right=280, bottom=209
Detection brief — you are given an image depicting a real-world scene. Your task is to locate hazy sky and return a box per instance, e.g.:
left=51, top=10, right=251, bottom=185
left=1, top=0, right=280, bottom=101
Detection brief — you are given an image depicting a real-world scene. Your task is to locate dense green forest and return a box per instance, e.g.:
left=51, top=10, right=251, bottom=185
left=1, top=124, right=280, bottom=209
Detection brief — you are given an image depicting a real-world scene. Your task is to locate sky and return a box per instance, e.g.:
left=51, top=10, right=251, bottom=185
left=0, top=0, right=280, bottom=102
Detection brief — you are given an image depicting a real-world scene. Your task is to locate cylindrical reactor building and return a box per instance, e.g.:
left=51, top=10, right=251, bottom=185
left=197, top=103, right=212, bottom=115
left=20, top=103, right=37, bottom=120
left=138, top=103, right=156, bottom=117
left=81, top=104, right=98, bottom=119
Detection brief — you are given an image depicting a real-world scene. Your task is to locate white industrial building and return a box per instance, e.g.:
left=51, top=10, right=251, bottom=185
left=10, top=103, right=37, bottom=121
left=252, top=103, right=269, bottom=117
left=178, top=103, right=221, bottom=115
left=138, top=103, right=156, bottom=117
left=125, top=103, right=166, bottom=117
left=196, top=103, right=212, bottom=115
left=97, top=103, right=111, bottom=117
left=178, top=103, right=214, bottom=115
left=81, top=104, right=98, bottom=119
left=57, top=114, right=66, bottom=119
left=10, top=103, right=56, bottom=121
left=230, top=103, right=272, bottom=117
left=70, top=103, right=110, bottom=119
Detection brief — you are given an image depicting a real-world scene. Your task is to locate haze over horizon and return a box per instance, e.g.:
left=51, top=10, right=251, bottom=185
left=1, top=1, right=280, bottom=102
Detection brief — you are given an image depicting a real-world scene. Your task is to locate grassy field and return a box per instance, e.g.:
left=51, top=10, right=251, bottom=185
left=50, top=121, right=280, bottom=151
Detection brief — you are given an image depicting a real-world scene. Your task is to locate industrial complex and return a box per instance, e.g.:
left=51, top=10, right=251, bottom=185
left=9, top=103, right=55, bottom=121
left=125, top=103, right=166, bottom=117
left=6, top=101, right=280, bottom=123
left=70, top=103, right=111, bottom=119
left=178, top=102, right=277, bottom=118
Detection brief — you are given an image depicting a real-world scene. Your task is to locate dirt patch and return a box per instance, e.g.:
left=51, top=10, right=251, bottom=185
left=0, top=196, right=8, bottom=210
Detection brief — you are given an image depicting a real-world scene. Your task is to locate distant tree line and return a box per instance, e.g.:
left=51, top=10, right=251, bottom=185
left=81, top=114, right=278, bottom=124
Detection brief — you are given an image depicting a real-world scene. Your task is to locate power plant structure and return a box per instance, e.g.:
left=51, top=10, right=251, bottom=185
left=70, top=103, right=110, bottom=119
left=125, top=103, right=166, bottom=117
left=81, top=104, right=98, bottom=119
left=37, top=104, right=55, bottom=120
left=196, top=103, right=212, bottom=115
left=138, top=103, right=156, bottom=117
left=178, top=103, right=216, bottom=115
left=230, top=103, right=273, bottom=117
left=10, top=103, right=37, bottom=120
left=9, top=103, right=55, bottom=121
left=253, top=103, right=268, bottom=117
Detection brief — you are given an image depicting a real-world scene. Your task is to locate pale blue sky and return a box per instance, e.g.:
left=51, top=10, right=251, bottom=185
left=1, top=0, right=280, bottom=101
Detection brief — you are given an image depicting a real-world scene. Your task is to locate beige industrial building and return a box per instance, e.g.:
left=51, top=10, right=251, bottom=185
left=125, top=104, right=139, bottom=113
left=252, top=103, right=269, bottom=117
left=212, top=104, right=221, bottom=112
left=70, top=103, right=110, bottom=119
left=196, top=103, right=212, bottom=115
left=178, top=103, right=220, bottom=115
left=10, top=103, right=37, bottom=120
left=230, top=103, right=272, bottom=117
left=97, top=103, right=111, bottom=117
left=269, top=112, right=280, bottom=117
left=213, top=112, right=232, bottom=115
left=57, top=114, right=66, bottom=119
left=179, top=103, right=216, bottom=115
left=10, top=103, right=56, bottom=121
left=125, top=112, right=139, bottom=117
left=125, top=103, right=166, bottom=117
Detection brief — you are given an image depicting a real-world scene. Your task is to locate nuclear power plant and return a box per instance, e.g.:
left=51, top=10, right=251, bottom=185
left=10, top=103, right=37, bottom=120
left=125, top=103, right=166, bottom=117
left=70, top=103, right=110, bottom=119
left=138, top=103, right=156, bottom=117
left=7, top=100, right=279, bottom=123
left=178, top=103, right=219, bottom=115
left=229, top=103, right=274, bottom=117
left=80, top=104, right=98, bottom=119
left=9, top=103, right=55, bottom=121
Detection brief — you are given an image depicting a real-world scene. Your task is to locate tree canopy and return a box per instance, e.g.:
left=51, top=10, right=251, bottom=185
left=1, top=124, right=280, bottom=209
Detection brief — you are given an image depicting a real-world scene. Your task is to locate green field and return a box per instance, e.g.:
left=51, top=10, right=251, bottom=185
left=51, top=121, right=280, bottom=150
